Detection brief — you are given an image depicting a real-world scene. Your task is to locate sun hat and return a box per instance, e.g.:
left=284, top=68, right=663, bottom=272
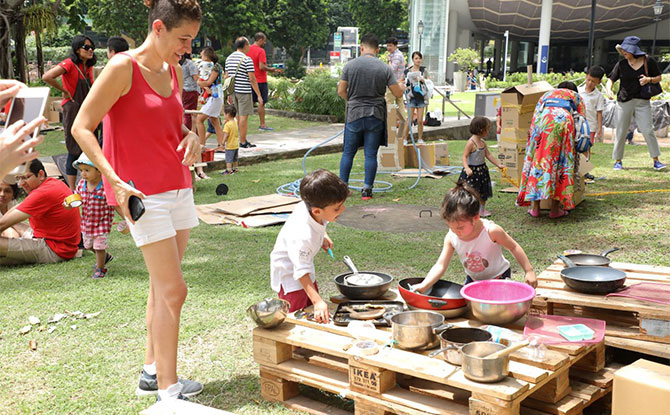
left=615, top=36, right=645, bottom=56
left=72, top=152, right=97, bottom=169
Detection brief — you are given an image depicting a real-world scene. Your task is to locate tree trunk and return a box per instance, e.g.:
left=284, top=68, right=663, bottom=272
left=36, top=30, right=44, bottom=79
left=14, top=17, right=27, bottom=83
left=0, top=11, right=15, bottom=79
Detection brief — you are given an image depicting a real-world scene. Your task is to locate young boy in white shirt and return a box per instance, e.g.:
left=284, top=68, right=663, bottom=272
left=578, top=66, right=606, bottom=167
left=270, top=169, right=349, bottom=323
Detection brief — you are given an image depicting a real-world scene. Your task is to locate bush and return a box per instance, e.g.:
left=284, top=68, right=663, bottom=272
left=447, top=48, right=479, bottom=71
left=28, top=46, right=108, bottom=67
left=266, top=76, right=296, bottom=111
left=283, top=57, right=306, bottom=79
left=293, top=69, right=345, bottom=122
left=484, top=72, right=588, bottom=89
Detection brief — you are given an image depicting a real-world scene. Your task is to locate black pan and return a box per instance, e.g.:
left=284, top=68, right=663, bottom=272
left=558, top=255, right=626, bottom=294
left=564, top=248, right=620, bottom=266
left=334, top=272, right=394, bottom=300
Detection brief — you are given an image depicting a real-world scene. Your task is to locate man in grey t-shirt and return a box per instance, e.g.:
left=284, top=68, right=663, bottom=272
left=338, top=33, right=403, bottom=200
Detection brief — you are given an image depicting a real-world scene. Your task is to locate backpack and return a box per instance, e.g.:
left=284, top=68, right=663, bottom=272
left=424, top=111, right=441, bottom=126
left=543, top=97, right=591, bottom=153
left=222, top=56, right=243, bottom=97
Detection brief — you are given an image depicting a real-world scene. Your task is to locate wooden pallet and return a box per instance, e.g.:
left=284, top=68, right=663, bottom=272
left=532, top=260, right=670, bottom=359
left=253, top=319, right=605, bottom=415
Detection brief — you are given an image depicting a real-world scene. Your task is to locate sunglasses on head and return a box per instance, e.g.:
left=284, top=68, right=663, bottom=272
left=81, top=44, right=95, bottom=51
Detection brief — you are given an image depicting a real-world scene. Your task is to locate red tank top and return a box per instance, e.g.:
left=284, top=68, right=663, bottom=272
left=102, top=53, right=190, bottom=205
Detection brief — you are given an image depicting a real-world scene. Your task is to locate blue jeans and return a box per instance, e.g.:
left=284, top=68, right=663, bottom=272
left=339, top=116, right=384, bottom=188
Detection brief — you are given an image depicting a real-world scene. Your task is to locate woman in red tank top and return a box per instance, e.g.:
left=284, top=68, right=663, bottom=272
left=71, top=0, right=203, bottom=402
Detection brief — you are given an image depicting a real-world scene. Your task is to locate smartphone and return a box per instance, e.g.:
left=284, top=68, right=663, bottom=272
left=127, top=180, right=146, bottom=221
left=5, top=87, right=50, bottom=175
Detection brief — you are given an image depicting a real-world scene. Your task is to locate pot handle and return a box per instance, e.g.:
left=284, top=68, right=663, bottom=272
left=428, top=344, right=458, bottom=358
left=433, top=323, right=453, bottom=335
left=428, top=299, right=448, bottom=308
left=343, top=256, right=359, bottom=274
left=558, top=254, right=576, bottom=268
left=599, top=247, right=620, bottom=257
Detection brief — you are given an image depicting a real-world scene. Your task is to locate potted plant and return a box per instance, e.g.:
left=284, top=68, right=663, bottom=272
left=448, top=47, right=479, bottom=92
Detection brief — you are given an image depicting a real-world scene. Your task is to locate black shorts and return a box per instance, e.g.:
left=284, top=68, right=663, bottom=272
left=66, top=152, right=79, bottom=176
left=252, top=82, right=269, bottom=103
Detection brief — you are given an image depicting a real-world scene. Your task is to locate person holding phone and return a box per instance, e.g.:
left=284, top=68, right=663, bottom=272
left=43, top=35, right=97, bottom=190
left=71, top=0, right=203, bottom=403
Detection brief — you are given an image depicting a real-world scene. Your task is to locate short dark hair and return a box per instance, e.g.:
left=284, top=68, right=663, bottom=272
left=360, top=33, right=379, bottom=49
left=411, top=51, right=423, bottom=60
left=254, top=32, right=266, bottom=42
left=223, top=104, right=236, bottom=117
left=200, top=46, right=218, bottom=64
left=145, top=0, right=202, bottom=33
left=300, top=169, right=349, bottom=210
left=107, top=36, right=129, bottom=53
left=234, top=36, right=249, bottom=50
left=70, top=35, right=97, bottom=67
left=386, top=37, right=398, bottom=46
left=441, top=181, right=482, bottom=222
left=28, top=159, right=46, bottom=177
left=557, top=81, right=578, bottom=92
left=469, top=116, right=491, bottom=136
left=587, top=65, right=605, bottom=80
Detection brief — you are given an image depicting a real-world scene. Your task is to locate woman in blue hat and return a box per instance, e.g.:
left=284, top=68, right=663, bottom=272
left=605, top=36, right=665, bottom=171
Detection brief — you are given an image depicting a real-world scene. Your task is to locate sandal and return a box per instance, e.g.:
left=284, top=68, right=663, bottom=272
left=549, top=209, right=569, bottom=219
left=214, top=146, right=226, bottom=153
left=527, top=209, right=540, bottom=218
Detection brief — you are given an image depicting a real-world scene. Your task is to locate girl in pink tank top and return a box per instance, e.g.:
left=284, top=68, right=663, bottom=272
left=413, top=182, right=537, bottom=294
left=71, top=0, right=204, bottom=403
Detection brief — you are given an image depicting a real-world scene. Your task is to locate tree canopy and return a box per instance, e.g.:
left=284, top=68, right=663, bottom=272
left=347, top=0, right=407, bottom=41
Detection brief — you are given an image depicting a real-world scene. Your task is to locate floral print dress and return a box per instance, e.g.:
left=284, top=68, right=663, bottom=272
left=516, top=89, right=585, bottom=210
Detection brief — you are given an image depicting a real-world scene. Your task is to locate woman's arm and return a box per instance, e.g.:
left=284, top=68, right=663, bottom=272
left=197, top=65, right=218, bottom=88
left=174, top=63, right=200, bottom=165
left=42, top=65, right=71, bottom=99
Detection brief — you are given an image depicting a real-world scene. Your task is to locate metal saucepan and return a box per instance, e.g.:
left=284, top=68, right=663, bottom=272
left=558, top=255, right=626, bottom=294
left=428, top=327, right=492, bottom=365
left=398, top=278, right=466, bottom=310
left=563, top=248, right=620, bottom=266
left=460, top=341, right=509, bottom=383
left=388, top=310, right=452, bottom=351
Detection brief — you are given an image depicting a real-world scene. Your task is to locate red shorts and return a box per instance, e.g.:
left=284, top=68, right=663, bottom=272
left=278, top=281, right=319, bottom=312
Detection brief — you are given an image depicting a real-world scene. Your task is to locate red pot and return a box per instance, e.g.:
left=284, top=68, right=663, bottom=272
left=398, top=278, right=466, bottom=310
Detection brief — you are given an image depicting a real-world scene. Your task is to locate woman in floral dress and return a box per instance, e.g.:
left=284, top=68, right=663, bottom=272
left=517, top=82, right=585, bottom=218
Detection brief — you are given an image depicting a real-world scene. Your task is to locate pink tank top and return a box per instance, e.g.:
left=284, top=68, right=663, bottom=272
left=448, top=219, right=511, bottom=280
left=102, top=53, right=190, bottom=205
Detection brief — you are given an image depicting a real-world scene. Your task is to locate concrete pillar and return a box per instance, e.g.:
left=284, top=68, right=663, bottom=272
left=593, top=38, right=606, bottom=68
left=494, top=37, right=503, bottom=74
left=510, top=40, right=520, bottom=72
left=447, top=8, right=458, bottom=80
left=479, top=38, right=486, bottom=72
left=537, top=0, right=552, bottom=74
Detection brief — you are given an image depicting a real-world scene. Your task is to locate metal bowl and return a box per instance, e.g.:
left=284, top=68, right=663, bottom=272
left=247, top=298, right=290, bottom=329
left=460, top=280, right=535, bottom=325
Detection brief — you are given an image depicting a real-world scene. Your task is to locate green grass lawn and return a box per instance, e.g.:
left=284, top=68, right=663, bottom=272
left=427, top=91, right=480, bottom=118
left=35, top=114, right=326, bottom=158
left=1, top=139, right=669, bottom=414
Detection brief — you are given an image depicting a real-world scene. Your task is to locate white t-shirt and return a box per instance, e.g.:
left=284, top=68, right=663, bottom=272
left=578, top=86, right=605, bottom=132
left=447, top=219, right=510, bottom=281
left=270, top=201, right=326, bottom=294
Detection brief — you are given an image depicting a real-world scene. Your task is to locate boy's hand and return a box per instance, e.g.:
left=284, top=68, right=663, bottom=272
left=525, top=270, right=537, bottom=288
left=313, top=300, right=330, bottom=324
left=322, top=235, right=333, bottom=251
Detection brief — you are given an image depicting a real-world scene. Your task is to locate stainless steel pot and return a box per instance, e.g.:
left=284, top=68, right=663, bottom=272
left=428, top=327, right=492, bottom=365
left=389, top=311, right=451, bottom=351
left=460, top=341, right=508, bottom=383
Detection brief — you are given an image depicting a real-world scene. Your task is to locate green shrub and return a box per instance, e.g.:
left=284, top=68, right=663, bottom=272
left=283, top=57, right=306, bottom=79
left=485, top=72, right=588, bottom=89
left=448, top=48, right=479, bottom=71
left=266, top=76, right=296, bottom=111
left=28, top=79, right=61, bottom=96
left=28, top=46, right=108, bottom=67
left=293, top=69, right=345, bottom=121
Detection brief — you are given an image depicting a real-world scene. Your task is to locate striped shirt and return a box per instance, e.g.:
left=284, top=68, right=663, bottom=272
left=225, top=51, right=255, bottom=94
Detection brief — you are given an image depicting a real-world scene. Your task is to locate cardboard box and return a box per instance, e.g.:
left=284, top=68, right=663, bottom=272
left=538, top=154, right=592, bottom=209
left=378, top=139, right=406, bottom=170
left=501, top=108, right=534, bottom=129
left=500, top=81, right=553, bottom=129
left=612, top=359, right=670, bottom=415
left=500, top=127, right=529, bottom=144
left=404, top=143, right=435, bottom=168
left=434, top=142, right=450, bottom=166
left=498, top=142, right=526, bottom=171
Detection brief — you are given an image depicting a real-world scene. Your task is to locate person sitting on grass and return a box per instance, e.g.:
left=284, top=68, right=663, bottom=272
left=220, top=105, right=239, bottom=175
left=411, top=182, right=536, bottom=295
left=0, top=179, right=31, bottom=238
left=270, top=169, right=349, bottom=322
left=0, top=159, right=80, bottom=264
left=70, top=153, right=114, bottom=278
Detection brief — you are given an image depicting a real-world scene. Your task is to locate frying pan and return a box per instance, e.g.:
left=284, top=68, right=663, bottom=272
left=558, top=255, right=626, bottom=294
left=564, top=248, right=620, bottom=266
left=398, top=278, right=466, bottom=310
left=334, top=272, right=393, bottom=300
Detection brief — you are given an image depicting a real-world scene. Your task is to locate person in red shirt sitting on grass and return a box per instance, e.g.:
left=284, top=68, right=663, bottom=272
left=0, top=159, right=81, bottom=264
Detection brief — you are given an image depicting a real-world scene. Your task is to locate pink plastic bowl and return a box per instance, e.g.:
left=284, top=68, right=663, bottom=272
left=460, top=280, right=536, bottom=325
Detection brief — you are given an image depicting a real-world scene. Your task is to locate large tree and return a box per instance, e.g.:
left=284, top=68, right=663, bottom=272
left=264, top=0, right=329, bottom=63
left=347, top=0, right=407, bottom=40
left=199, top=0, right=266, bottom=50
left=326, top=0, right=354, bottom=34
left=84, top=0, right=148, bottom=43
left=24, top=4, right=57, bottom=78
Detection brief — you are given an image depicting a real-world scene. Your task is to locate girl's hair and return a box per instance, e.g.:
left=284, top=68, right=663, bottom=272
left=1, top=181, right=20, bottom=200
left=144, top=0, right=202, bottom=32
left=411, top=51, right=423, bottom=60
left=200, top=46, right=218, bottom=64
left=441, top=181, right=483, bottom=222
left=557, top=81, right=578, bottom=92
left=469, top=116, right=491, bottom=136
left=70, top=35, right=97, bottom=67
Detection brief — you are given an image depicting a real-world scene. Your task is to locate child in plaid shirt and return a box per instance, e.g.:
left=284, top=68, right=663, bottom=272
left=72, top=153, right=114, bottom=278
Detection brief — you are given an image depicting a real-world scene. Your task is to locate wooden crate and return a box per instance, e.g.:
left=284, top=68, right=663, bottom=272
left=533, top=260, right=670, bottom=359
left=253, top=319, right=605, bottom=415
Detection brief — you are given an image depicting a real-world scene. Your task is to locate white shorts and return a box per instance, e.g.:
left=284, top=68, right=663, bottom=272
left=127, top=188, right=199, bottom=247
left=200, top=96, right=223, bottom=118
